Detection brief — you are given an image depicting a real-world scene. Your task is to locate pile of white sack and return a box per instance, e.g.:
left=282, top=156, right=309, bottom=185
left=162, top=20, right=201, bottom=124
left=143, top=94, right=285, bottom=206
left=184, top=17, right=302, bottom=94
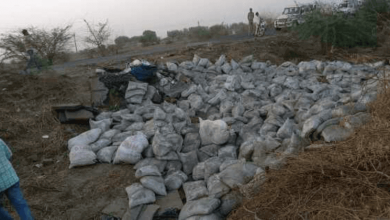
left=67, top=54, right=390, bottom=219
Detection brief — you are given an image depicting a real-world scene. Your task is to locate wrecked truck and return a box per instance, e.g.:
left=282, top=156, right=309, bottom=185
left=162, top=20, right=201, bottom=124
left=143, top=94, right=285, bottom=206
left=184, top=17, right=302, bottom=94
left=274, top=4, right=317, bottom=30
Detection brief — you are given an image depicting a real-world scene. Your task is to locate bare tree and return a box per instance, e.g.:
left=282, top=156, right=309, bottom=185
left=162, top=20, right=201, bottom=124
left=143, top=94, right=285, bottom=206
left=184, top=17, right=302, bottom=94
left=0, top=31, right=28, bottom=63
left=83, top=19, right=111, bottom=56
left=0, top=25, right=73, bottom=65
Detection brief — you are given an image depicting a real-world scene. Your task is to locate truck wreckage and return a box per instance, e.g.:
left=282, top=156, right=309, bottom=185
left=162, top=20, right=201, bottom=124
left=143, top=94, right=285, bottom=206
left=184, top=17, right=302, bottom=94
left=274, top=3, right=317, bottom=30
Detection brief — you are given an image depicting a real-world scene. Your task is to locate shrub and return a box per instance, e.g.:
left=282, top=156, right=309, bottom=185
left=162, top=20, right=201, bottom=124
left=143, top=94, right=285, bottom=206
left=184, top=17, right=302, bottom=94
left=114, top=36, right=130, bottom=47
left=53, top=52, right=71, bottom=64
left=292, top=0, right=390, bottom=51
left=229, top=22, right=249, bottom=35
left=209, top=24, right=229, bottom=37
left=167, top=29, right=187, bottom=40
left=188, top=26, right=211, bottom=40
left=129, top=36, right=142, bottom=43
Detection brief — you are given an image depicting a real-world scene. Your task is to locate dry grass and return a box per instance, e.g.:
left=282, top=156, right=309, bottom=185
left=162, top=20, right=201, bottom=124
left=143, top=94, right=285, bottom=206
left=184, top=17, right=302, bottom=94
left=229, top=73, right=390, bottom=220
left=0, top=72, right=90, bottom=157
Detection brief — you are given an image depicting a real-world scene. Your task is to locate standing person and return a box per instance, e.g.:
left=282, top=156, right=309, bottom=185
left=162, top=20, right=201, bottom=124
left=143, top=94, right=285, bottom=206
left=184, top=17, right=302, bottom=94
left=247, top=8, right=255, bottom=36
left=254, top=12, right=261, bottom=36
left=21, top=29, right=41, bottom=75
left=0, top=138, right=34, bottom=220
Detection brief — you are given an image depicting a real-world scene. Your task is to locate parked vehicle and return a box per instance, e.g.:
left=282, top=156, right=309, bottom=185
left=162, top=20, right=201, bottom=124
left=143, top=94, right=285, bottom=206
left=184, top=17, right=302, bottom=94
left=332, top=0, right=364, bottom=17
left=274, top=4, right=317, bottom=31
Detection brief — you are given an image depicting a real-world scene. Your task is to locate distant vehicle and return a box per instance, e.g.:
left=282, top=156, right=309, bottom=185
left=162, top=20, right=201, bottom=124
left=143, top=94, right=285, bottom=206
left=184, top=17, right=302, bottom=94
left=274, top=4, right=317, bottom=31
left=333, top=0, right=364, bottom=17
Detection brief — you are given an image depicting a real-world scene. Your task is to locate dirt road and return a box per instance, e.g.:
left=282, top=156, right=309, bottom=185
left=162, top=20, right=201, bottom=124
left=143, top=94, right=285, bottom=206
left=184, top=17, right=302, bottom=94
left=51, top=31, right=278, bottom=73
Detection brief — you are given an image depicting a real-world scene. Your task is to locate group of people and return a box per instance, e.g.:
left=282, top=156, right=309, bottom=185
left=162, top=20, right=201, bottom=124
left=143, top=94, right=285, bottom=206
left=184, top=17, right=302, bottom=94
left=247, top=8, right=265, bottom=37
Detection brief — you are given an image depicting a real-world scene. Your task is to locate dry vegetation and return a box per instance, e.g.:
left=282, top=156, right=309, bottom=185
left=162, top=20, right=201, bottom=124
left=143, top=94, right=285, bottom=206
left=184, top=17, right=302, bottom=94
left=0, top=67, right=139, bottom=219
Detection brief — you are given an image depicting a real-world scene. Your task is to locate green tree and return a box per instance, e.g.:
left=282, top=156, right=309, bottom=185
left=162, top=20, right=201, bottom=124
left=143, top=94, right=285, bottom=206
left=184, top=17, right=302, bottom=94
left=114, top=36, right=130, bottom=47
left=139, top=30, right=159, bottom=46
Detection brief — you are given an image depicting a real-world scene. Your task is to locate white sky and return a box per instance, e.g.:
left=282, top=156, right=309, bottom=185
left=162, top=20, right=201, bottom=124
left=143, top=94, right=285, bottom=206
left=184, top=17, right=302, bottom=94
left=0, top=0, right=336, bottom=50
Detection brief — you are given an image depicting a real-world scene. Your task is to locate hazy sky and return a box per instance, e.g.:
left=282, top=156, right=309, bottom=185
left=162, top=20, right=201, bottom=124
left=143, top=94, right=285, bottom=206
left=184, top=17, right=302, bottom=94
left=1, top=0, right=336, bottom=50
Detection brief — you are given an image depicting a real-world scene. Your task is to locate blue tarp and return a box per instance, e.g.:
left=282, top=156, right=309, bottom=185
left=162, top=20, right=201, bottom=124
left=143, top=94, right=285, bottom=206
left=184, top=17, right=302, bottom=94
left=130, top=64, right=158, bottom=82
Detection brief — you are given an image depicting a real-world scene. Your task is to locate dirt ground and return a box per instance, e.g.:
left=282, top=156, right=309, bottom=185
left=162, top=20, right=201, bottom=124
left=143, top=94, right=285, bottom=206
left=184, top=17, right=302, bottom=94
left=0, top=30, right=389, bottom=219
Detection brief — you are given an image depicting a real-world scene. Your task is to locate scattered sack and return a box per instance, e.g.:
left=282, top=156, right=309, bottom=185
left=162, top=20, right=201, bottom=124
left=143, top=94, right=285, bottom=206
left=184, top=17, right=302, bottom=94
left=193, top=162, right=206, bottom=180
left=167, top=62, right=178, bottom=73
left=182, top=133, right=201, bottom=153
left=219, top=159, right=241, bottom=172
left=100, top=129, right=121, bottom=141
left=164, top=170, right=188, bottom=191
left=95, top=111, right=113, bottom=121
left=68, top=128, right=102, bottom=151
left=238, top=140, right=256, bottom=161
left=111, top=131, right=135, bottom=143
left=301, top=110, right=332, bottom=138
left=207, top=174, right=231, bottom=199
left=97, top=146, right=117, bottom=163
left=321, top=125, right=354, bottom=142
left=152, top=130, right=183, bottom=157
left=165, top=160, right=183, bottom=172
left=135, top=165, right=162, bottom=178
left=199, top=119, right=230, bottom=145
left=178, top=197, right=221, bottom=220
left=218, top=191, right=243, bottom=216
left=126, top=183, right=156, bottom=208
left=183, top=180, right=209, bottom=202
left=218, top=162, right=259, bottom=188
left=90, top=139, right=112, bottom=152
left=186, top=213, right=223, bottom=220
left=113, top=132, right=149, bottom=164
left=89, top=118, right=112, bottom=133
left=69, top=145, right=97, bottom=169
left=179, top=150, right=199, bottom=175
left=204, top=157, right=223, bottom=181
left=140, top=176, right=167, bottom=196
left=284, top=133, right=310, bottom=155
left=134, top=158, right=167, bottom=173
left=218, top=146, right=237, bottom=160
left=276, top=118, right=296, bottom=139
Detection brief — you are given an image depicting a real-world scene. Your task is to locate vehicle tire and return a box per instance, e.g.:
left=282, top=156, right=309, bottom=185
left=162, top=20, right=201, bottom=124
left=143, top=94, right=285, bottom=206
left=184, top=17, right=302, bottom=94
left=258, top=29, right=265, bottom=37
left=275, top=28, right=281, bottom=31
